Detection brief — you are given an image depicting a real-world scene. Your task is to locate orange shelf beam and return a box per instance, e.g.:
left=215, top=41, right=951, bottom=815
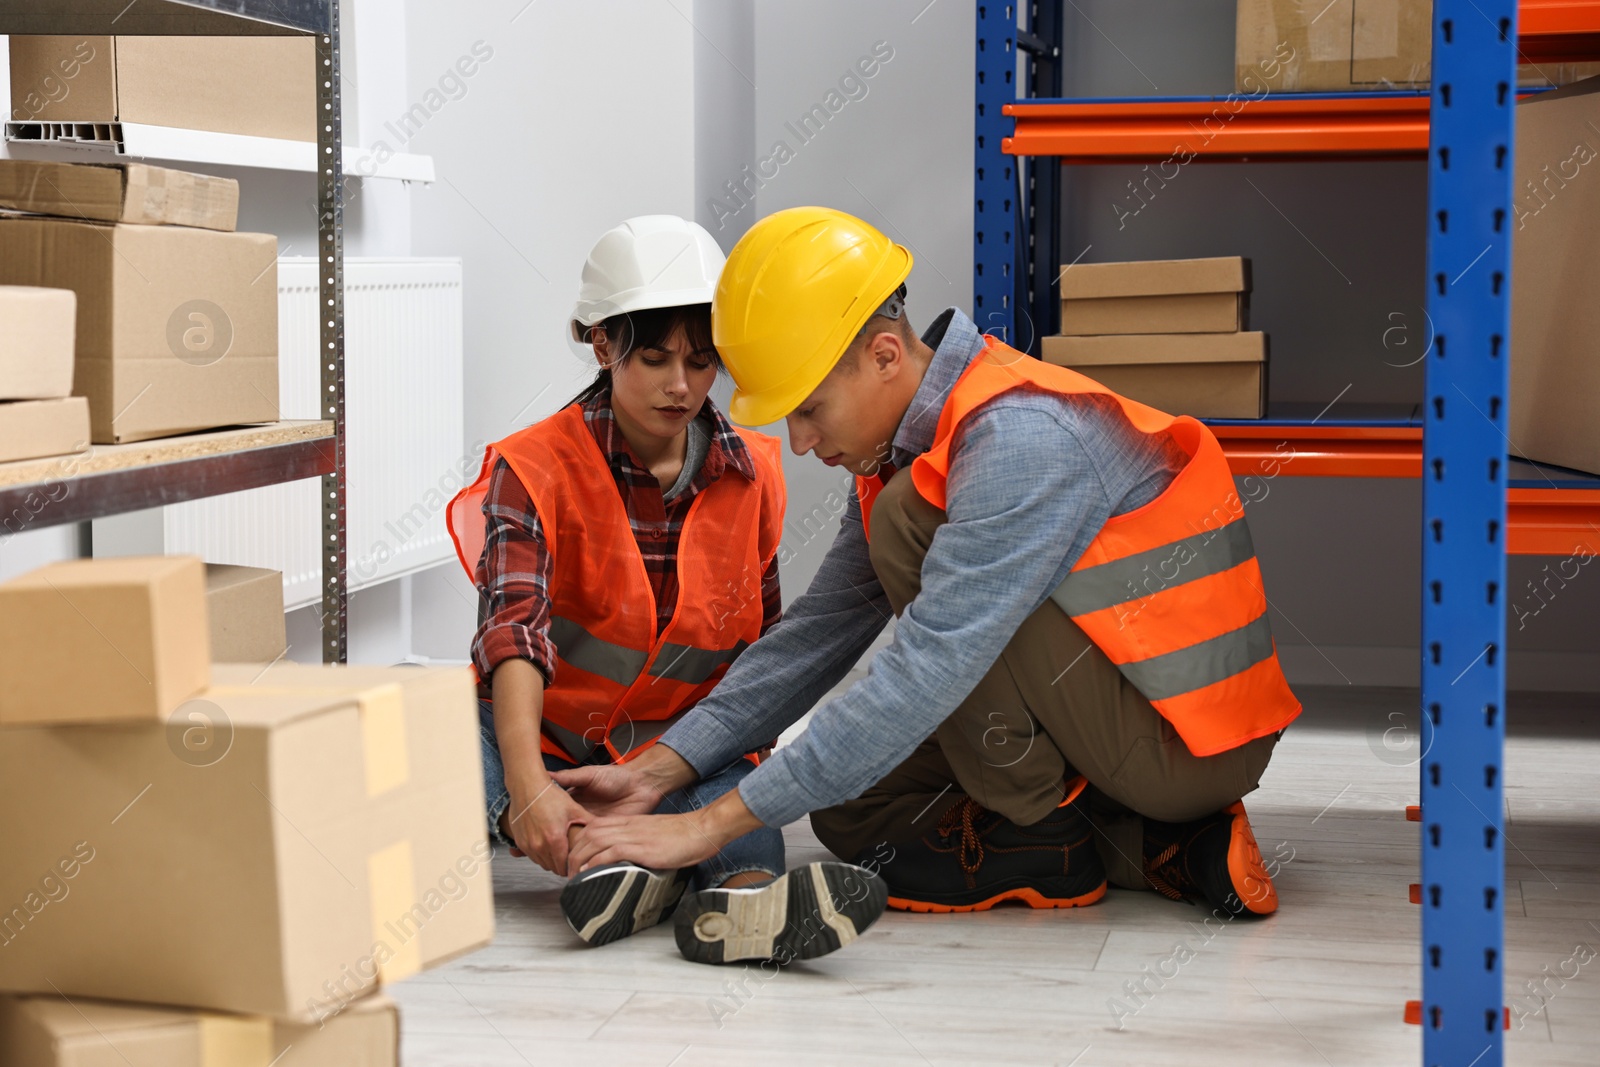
left=1506, top=488, right=1600, bottom=555
left=1210, top=424, right=1599, bottom=555
left=1520, top=0, right=1600, bottom=61
left=1003, top=96, right=1431, bottom=162
left=1215, top=424, right=1423, bottom=479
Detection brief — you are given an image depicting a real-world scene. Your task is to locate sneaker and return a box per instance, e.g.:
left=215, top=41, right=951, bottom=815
left=1142, top=801, right=1278, bottom=917
left=559, top=862, right=691, bottom=946
left=877, top=778, right=1108, bottom=913
left=673, top=861, right=888, bottom=965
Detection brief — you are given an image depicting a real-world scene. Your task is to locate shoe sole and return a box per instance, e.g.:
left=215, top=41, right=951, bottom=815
left=887, top=879, right=1106, bottom=913
left=674, top=861, right=887, bottom=965
left=560, top=864, right=690, bottom=946
left=1224, top=801, right=1278, bottom=917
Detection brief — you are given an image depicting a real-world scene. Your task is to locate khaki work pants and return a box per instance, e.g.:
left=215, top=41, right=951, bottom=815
left=810, top=468, right=1278, bottom=889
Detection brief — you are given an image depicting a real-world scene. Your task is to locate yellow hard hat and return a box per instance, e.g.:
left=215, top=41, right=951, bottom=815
left=713, top=206, right=913, bottom=426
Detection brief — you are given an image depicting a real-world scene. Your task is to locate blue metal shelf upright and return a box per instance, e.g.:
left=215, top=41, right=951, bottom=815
left=976, top=2, right=1546, bottom=1062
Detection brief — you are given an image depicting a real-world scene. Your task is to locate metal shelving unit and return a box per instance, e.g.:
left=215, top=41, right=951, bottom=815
left=0, top=0, right=349, bottom=663
left=978, top=1, right=1600, bottom=1062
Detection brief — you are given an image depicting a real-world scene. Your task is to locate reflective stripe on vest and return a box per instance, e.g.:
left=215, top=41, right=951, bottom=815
left=650, top=640, right=751, bottom=685
left=551, top=615, right=750, bottom=689
left=549, top=615, right=649, bottom=688
left=1051, top=518, right=1256, bottom=617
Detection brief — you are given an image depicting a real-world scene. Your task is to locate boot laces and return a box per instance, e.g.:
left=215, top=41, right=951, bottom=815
left=1143, top=841, right=1190, bottom=902
left=935, top=796, right=986, bottom=876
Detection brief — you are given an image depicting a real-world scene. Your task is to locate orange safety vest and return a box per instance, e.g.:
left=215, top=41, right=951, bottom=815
left=447, top=404, right=786, bottom=765
left=857, top=336, right=1301, bottom=757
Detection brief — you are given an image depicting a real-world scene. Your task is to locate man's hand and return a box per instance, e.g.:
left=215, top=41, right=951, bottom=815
left=567, top=811, right=723, bottom=874
left=568, top=788, right=766, bottom=875
left=549, top=764, right=662, bottom=818
left=502, top=776, right=590, bottom=875
left=551, top=743, right=699, bottom=817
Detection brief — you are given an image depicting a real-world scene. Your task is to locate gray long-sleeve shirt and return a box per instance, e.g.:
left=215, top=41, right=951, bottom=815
left=657, top=308, right=1188, bottom=829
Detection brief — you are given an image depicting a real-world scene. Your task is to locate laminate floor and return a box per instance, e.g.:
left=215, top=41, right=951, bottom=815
left=393, top=683, right=1600, bottom=1066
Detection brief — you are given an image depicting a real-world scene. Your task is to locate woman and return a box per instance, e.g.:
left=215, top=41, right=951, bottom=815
left=448, top=216, right=854, bottom=964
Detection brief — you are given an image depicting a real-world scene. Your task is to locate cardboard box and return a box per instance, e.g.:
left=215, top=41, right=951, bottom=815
left=1510, top=78, right=1600, bottom=476
left=1060, top=257, right=1249, bottom=335
left=9, top=35, right=316, bottom=141
left=0, top=397, right=90, bottom=464
left=0, top=160, right=239, bottom=232
left=1042, top=332, right=1268, bottom=419
left=0, top=216, right=279, bottom=444
left=1235, top=0, right=1600, bottom=92
left=206, top=564, right=288, bottom=664
left=0, top=663, right=494, bottom=1022
left=0, top=555, right=209, bottom=725
left=0, top=286, right=75, bottom=400
left=0, top=992, right=398, bottom=1067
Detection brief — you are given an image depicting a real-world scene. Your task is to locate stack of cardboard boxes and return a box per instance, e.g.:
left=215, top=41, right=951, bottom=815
left=0, top=158, right=279, bottom=449
left=1042, top=256, right=1268, bottom=420
left=0, top=556, right=494, bottom=1065
left=0, top=286, right=88, bottom=463
left=1234, top=0, right=1600, bottom=92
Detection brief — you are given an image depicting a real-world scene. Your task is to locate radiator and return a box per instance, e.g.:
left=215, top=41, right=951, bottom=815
left=163, top=257, right=465, bottom=610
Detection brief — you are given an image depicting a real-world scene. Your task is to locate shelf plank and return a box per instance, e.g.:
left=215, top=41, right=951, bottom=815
left=0, top=0, right=323, bottom=34
left=0, top=420, right=333, bottom=533
left=4, top=123, right=435, bottom=183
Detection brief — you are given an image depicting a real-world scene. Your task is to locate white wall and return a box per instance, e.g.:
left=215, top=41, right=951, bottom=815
left=401, top=0, right=701, bottom=662
left=745, top=0, right=973, bottom=600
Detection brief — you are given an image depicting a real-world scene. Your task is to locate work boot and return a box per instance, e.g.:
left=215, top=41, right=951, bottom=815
left=875, top=777, right=1107, bottom=913
left=1141, top=801, right=1278, bottom=917
left=674, top=860, right=888, bottom=965
left=559, top=862, right=691, bottom=946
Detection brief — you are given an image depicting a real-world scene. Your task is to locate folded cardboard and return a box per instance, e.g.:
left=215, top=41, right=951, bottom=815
left=1042, top=332, right=1268, bottom=419
left=0, top=662, right=493, bottom=1022
left=0, top=397, right=90, bottom=465
left=0, top=992, right=398, bottom=1067
left=206, top=564, right=288, bottom=664
left=1060, top=257, right=1249, bottom=335
left=9, top=35, right=316, bottom=141
left=1235, top=0, right=1600, bottom=92
left=0, top=160, right=239, bottom=231
left=1510, top=77, right=1600, bottom=476
left=0, top=215, right=279, bottom=444
left=0, top=555, right=209, bottom=725
left=0, top=285, right=76, bottom=400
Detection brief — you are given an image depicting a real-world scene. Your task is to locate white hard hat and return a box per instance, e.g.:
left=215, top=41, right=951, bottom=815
left=570, top=215, right=726, bottom=343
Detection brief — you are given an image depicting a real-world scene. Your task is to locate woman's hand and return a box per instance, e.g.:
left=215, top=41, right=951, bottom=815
left=502, top=775, right=590, bottom=875
left=550, top=764, right=663, bottom=818
left=567, top=811, right=723, bottom=875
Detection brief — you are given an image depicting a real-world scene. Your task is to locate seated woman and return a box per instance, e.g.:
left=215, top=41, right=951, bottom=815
left=448, top=216, right=883, bottom=964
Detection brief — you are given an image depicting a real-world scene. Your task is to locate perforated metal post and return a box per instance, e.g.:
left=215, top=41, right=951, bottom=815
left=1421, top=2, right=1513, bottom=1061
left=1020, top=0, right=1062, bottom=356
left=974, top=2, right=1017, bottom=340
left=316, top=0, right=348, bottom=664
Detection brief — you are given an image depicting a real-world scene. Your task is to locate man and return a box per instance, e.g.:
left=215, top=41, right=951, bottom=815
left=563, top=207, right=1301, bottom=956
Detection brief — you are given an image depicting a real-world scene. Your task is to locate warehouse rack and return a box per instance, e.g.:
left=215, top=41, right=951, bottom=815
left=977, top=2, right=1600, bottom=1063
left=0, top=0, right=349, bottom=663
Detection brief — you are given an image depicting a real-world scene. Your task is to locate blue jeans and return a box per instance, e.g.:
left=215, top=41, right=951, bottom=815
left=478, top=699, right=785, bottom=891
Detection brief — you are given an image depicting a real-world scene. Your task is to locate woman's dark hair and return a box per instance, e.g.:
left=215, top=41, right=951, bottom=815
left=568, top=303, right=718, bottom=407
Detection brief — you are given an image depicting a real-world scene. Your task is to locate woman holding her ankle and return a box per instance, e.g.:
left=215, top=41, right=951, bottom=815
left=449, top=217, right=883, bottom=965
